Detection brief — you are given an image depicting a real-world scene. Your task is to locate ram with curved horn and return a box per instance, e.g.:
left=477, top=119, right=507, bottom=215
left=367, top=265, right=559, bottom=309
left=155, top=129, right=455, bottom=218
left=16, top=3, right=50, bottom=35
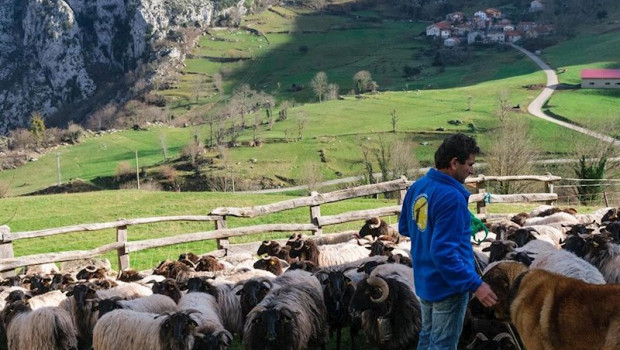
left=257, top=240, right=295, bottom=264
left=348, top=269, right=421, bottom=349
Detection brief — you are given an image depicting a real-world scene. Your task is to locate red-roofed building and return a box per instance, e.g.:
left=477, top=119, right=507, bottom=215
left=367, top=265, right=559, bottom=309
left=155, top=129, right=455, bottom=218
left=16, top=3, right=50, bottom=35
left=581, top=69, right=620, bottom=89
left=426, top=21, right=452, bottom=38
left=485, top=8, right=502, bottom=18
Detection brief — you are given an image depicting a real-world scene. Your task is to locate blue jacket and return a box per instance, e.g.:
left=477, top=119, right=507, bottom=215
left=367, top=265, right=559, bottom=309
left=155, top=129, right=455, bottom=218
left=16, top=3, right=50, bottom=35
left=399, top=168, right=482, bottom=302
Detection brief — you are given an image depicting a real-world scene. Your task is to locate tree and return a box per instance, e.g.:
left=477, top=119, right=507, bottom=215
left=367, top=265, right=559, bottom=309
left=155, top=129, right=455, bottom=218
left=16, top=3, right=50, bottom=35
left=212, top=72, right=223, bottom=93
left=497, top=90, right=511, bottom=122
left=327, top=83, right=339, bottom=101
left=466, top=95, right=473, bottom=111
left=390, top=108, right=398, bottom=133
left=353, top=70, right=373, bottom=94
left=29, top=112, right=46, bottom=147
left=299, top=161, right=324, bottom=193
left=310, top=72, right=329, bottom=102
left=231, top=84, right=254, bottom=128
left=485, top=116, right=539, bottom=194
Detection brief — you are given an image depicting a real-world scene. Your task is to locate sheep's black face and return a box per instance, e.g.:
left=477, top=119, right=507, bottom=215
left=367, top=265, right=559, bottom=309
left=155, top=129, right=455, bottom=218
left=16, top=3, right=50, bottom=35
left=257, top=241, right=278, bottom=256
left=3, top=300, right=31, bottom=325
left=356, top=261, right=384, bottom=275
left=194, top=330, right=232, bottom=350
left=96, top=299, right=121, bottom=319
left=323, top=272, right=352, bottom=313
left=153, top=279, right=183, bottom=303
left=258, top=308, right=294, bottom=344
left=349, top=279, right=382, bottom=316
left=67, top=284, right=97, bottom=308
left=561, top=235, right=588, bottom=257
left=288, top=241, right=304, bottom=259
left=186, top=277, right=208, bottom=293
left=238, top=280, right=270, bottom=317
left=486, top=241, right=514, bottom=263
left=367, top=241, right=387, bottom=257
left=161, top=313, right=197, bottom=349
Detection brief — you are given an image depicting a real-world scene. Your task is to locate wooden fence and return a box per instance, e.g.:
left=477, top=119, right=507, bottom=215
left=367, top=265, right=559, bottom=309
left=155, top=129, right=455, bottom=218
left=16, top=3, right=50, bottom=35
left=0, top=174, right=561, bottom=276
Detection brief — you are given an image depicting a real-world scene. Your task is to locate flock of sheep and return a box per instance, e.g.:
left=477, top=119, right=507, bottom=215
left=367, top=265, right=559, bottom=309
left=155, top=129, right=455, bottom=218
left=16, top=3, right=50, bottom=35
left=1, top=205, right=620, bottom=350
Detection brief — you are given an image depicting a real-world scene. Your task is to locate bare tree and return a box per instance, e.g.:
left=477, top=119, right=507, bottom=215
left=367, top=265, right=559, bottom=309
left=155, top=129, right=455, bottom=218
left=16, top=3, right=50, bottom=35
left=212, top=72, right=223, bottom=93
left=327, top=83, right=339, bottom=101
left=310, top=71, right=329, bottom=102
left=353, top=70, right=374, bottom=94
left=466, top=95, right=473, bottom=111
left=485, top=116, right=539, bottom=194
left=297, top=115, right=307, bottom=140
left=231, top=84, right=254, bottom=128
left=252, top=115, right=262, bottom=146
left=390, top=108, right=398, bottom=133
left=359, top=141, right=376, bottom=185
left=159, top=133, right=169, bottom=161
left=497, top=90, right=511, bottom=122
left=299, top=160, right=324, bottom=192
left=374, top=137, right=392, bottom=182
left=391, top=139, right=420, bottom=180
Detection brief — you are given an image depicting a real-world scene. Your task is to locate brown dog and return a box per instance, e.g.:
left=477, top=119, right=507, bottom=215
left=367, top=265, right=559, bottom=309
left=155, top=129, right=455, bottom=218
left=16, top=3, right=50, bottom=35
left=483, top=261, right=620, bottom=350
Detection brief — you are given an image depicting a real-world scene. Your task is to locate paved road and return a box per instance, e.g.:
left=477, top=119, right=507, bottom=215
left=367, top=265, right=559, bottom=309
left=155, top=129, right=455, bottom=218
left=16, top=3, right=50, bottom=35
left=509, top=43, right=618, bottom=144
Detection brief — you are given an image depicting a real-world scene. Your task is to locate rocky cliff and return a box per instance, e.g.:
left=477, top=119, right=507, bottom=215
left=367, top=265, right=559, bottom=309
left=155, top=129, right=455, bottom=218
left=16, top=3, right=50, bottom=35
left=0, top=0, right=245, bottom=134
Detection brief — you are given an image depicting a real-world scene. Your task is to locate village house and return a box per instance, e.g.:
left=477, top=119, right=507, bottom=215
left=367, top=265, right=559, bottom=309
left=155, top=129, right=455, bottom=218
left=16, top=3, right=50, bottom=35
left=444, top=37, right=461, bottom=47
left=505, top=30, right=524, bottom=42
left=426, top=21, right=452, bottom=38
left=485, top=8, right=502, bottom=19
left=446, top=11, right=465, bottom=23
left=530, top=0, right=544, bottom=12
left=487, top=31, right=506, bottom=43
left=581, top=69, right=620, bottom=89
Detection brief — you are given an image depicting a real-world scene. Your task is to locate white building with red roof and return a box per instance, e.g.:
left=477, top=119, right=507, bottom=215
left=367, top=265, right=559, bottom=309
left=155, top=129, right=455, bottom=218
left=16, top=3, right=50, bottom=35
left=581, top=69, right=620, bottom=89
left=426, top=21, right=452, bottom=38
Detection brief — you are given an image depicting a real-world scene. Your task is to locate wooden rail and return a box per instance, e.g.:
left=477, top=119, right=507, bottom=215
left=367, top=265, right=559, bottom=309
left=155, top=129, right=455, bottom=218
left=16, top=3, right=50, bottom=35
left=0, top=175, right=561, bottom=276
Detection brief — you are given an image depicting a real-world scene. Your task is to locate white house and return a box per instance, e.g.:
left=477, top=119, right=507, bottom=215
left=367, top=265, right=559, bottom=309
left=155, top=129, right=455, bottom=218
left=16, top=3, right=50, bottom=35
left=446, top=12, right=464, bottom=23
left=426, top=21, right=452, bottom=38
left=467, top=31, right=484, bottom=44
left=487, top=31, right=506, bottom=43
left=581, top=69, right=620, bottom=89
left=505, top=30, right=523, bottom=43
left=530, top=0, right=544, bottom=12
left=474, top=11, right=488, bottom=20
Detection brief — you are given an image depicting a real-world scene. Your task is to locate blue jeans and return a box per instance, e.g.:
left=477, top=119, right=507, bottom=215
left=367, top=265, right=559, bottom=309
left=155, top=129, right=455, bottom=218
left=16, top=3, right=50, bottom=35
left=417, top=292, right=469, bottom=350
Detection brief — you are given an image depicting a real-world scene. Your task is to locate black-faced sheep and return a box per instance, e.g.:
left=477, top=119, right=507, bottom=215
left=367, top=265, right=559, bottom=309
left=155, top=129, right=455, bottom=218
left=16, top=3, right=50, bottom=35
left=319, top=270, right=358, bottom=350
left=289, top=240, right=370, bottom=267
left=93, top=309, right=198, bottom=350
left=349, top=265, right=421, bottom=350
left=96, top=294, right=177, bottom=319
left=243, top=281, right=328, bottom=350
left=177, top=288, right=232, bottom=349
left=582, top=234, right=620, bottom=284
left=151, top=278, right=183, bottom=303
left=3, top=300, right=77, bottom=350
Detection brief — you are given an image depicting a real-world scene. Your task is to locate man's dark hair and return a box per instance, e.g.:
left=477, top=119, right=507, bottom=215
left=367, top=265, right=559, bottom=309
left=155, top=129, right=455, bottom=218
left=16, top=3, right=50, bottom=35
left=434, top=133, right=480, bottom=169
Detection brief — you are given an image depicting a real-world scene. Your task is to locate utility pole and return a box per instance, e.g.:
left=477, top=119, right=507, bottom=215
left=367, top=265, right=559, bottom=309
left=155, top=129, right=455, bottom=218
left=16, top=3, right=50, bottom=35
left=56, top=152, right=61, bottom=186
left=135, top=150, right=140, bottom=190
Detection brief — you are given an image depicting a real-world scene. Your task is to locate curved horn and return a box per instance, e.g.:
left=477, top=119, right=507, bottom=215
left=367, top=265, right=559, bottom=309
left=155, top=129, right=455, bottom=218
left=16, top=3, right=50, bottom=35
left=492, top=332, right=514, bottom=342
left=367, top=276, right=389, bottom=303
left=262, top=240, right=270, bottom=246
left=84, top=265, right=97, bottom=273
left=293, top=240, right=304, bottom=251
left=179, top=259, right=197, bottom=269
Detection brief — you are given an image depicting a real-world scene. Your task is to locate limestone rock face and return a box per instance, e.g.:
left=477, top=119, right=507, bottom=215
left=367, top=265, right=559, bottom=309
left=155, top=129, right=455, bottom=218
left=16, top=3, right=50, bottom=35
left=0, top=0, right=241, bottom=134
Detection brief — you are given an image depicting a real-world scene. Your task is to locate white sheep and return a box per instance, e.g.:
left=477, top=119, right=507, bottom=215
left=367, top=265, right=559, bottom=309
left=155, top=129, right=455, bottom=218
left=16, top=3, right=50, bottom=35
left=97, top=294, right=177, bottom=318
left=524, top=212, right=578, bottom=226
left=93, top=309, right=198, bottom=350
left=4, top=301, right=77, bottom=350
left=529, top=249, right=606, bottom=284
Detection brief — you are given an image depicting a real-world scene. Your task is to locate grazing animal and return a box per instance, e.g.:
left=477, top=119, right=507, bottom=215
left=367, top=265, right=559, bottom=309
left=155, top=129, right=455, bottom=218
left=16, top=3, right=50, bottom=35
left=349, top=271, right=421, bottom=349
left=359, top=217, right=401, bottom=242
left=483, top=261, right=620, bottom=350
left=320, top=271, right=358, bottom=350
left=3, top=300, right=78, bottom=350
left=257, top=241, right=295, bottom=264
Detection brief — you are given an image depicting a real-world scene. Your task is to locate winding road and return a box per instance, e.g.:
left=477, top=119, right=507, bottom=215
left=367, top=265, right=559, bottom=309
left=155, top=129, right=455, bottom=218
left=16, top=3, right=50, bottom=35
left=509, top=43, right=618, bottom=144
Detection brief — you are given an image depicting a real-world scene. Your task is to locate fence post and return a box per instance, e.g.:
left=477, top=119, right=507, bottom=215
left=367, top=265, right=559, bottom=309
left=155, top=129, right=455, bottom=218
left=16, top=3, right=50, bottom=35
left=309, top=191, right=322, bottom=235
left=116, top=224, right=130, bottom=271
left=397, top=176, right=408, bottom=221
left=0, top=226, right=15, bottom=278
left=476, top=176, right=487, bottom=220
left=545, top=180, right=555, bottom=205
left=216, top=216, right=229, bottom=249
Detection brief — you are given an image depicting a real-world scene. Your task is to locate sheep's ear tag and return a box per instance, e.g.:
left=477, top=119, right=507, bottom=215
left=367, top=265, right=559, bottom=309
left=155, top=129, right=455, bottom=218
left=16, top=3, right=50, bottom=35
left=269, top=260, right=275, bottom=266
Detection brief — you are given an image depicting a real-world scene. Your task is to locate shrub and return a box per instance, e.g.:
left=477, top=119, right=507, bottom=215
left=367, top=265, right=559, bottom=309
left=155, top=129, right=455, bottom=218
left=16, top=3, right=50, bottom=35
left=8, top=128, right=35, bottom=150
left=115, top=161, right=133, bottom=181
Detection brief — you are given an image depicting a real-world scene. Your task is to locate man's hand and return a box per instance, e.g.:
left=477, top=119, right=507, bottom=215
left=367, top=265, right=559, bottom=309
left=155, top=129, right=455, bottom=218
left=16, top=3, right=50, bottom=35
left=475, top=282, right=498, bottom=307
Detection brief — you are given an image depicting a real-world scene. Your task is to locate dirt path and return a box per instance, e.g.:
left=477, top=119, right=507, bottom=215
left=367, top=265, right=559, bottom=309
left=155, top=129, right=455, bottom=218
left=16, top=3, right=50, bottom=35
left=508, top=43, right=618, bottom=144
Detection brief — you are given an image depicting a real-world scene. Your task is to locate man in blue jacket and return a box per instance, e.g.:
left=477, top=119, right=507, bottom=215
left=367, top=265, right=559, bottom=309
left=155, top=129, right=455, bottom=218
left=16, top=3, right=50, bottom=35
left=399, top=133, right=497, bottom=350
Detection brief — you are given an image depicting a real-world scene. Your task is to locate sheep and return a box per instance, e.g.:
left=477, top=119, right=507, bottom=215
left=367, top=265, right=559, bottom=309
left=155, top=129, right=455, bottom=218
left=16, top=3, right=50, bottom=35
left=62, top=282, right=153, bottom=350
left=287, top=260, right=319, bottom=272
left=196, top=278, right=245, bottom=335
left=289, top=240, right=370, bottom=267
left=177, top=289, right=232, bottom=349
left=22, top=290, right=67, bottom=309
left=96, top=294, right=177, bottom=318
left=253, top=257, right=289, bottom=276
left=257, top=240, right=295, bottom=264
left=482, top=240, right=518, bottom=263
left=3, top=300, right=77, bottom=350
left=151, top=278, right=183, bottom=303
left=318, top=270, right=358, bottom=350
left=505, top=227, right=557, bottom=248
left=235, top=277, right=274, bottom=327
left=523, top=212, right=579, bottom=226
left=92, top=309, right=198, bottom=350
left=482, top=261, right=620, bottom=350
left=528, top=204, right=555, bottom=217
left=601, top=207, right=620, bottom=223
left=75, top=265, right=108, bottom=281
left=582, top=234, right=620, bottom=284
left=528, top=248, right=606, bottom=284
left=243, top=280, right=328, bottom=350
left=117, top=269, right=147, bottom=282
left=358, top=217, right=401, bottom=243
left=525, top=224, right=565, bottom=246
left=464, top=332, right=519, bottom=350
left=348, top=269, right=421, bottom=349
left=510, top=212, right=529, bottom=226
